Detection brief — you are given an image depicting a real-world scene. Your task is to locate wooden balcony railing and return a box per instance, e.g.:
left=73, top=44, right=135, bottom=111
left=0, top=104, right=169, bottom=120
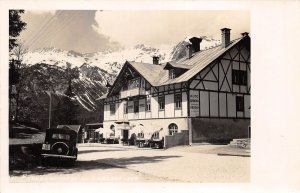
left=120, top=87, right=146, bottom=98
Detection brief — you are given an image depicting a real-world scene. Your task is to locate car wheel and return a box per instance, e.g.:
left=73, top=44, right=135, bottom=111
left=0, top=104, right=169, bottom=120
left=68, top=160, right=76, bottom=167
left=41, top=157, right=47, bottom=166
left=159, top=143, right=163, bottom=149
left=157, top=143, right=160, bottom=149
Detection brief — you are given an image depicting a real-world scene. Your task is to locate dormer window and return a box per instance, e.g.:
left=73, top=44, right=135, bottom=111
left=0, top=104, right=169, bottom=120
left=169, top=69, right=176, bottom=79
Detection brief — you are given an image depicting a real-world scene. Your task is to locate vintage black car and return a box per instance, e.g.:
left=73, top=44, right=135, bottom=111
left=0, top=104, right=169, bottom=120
left=41, top=128, right=78, bottom=165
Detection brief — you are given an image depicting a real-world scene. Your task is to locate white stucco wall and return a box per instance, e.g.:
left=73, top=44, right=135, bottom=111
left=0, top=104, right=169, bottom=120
left=165, top=94, right=174, bottom=118
left=103, top=117, right=189, bottom=140
left=104, top=92, right=188, bottom=122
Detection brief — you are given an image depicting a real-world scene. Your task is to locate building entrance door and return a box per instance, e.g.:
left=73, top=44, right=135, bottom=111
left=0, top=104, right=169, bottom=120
left=123, top=130, right=129, bottom=140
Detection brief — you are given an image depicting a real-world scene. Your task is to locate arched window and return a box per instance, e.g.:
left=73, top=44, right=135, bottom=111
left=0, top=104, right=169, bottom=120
left=168, top=123, right=178, bottom=135
left=110, top=125, right=115, bottom=136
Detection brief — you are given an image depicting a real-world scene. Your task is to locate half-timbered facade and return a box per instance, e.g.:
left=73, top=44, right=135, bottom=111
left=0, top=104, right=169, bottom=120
left=99, top=28, right=251, bottom=145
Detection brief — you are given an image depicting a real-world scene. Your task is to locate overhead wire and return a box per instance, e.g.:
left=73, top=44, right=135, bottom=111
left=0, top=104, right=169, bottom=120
left=34, top=11, right=75, bottom=47
left=39, top=11, right=81, bottom=48
left=22, top=13, right=55, bottom=46
left=24, top=10, right=62, bottom=47
left=25, top=10, right=63, bottom=48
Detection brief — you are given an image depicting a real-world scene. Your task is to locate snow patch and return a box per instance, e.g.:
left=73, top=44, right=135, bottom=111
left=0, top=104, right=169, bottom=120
left=75, top=95, right=94, bottom=111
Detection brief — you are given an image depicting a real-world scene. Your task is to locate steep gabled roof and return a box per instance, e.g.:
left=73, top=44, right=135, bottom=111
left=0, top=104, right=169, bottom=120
left=161, top=37, right=245, bottom=85
left=128, top=61, right=168, bottom=86
left=102, top=35, right=249, bottom=99
left=105, top=61, right=167, bottom=97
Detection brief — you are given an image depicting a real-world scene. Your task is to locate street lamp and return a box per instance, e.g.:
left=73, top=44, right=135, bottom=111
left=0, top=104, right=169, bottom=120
left=46, top=91, right=52, bottom=128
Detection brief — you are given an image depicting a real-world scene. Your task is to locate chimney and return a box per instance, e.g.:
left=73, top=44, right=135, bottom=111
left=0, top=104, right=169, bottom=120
left=241, top=32, right=249, bottom=37
left=189, top=37, right=202, bottom=52
left=186, top=44, right=193, bottom=58
left=221, top=28, right=231, bottom=48
left=153, top=56, right=160, bottom=65
left=186, top=37, right=202, bottom=58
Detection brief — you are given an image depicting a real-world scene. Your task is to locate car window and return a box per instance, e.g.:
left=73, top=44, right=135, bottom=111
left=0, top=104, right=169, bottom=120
left=152, top=132, right=159, bottom=139
left=52, top=133, right=70, bottom=140
left=138, top=133, right=144, bottom=138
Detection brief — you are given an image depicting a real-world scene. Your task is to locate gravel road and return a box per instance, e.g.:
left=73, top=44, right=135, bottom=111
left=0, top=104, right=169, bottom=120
left=10, top=144, right=250, bottom=183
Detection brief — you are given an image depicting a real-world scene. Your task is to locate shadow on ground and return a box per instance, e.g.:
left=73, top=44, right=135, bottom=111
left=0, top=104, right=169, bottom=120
left=79, top=149, right=125, bottom=154
left=10, top=155, right=181, bottom=177
left=10, top=143, right=181, bottom=177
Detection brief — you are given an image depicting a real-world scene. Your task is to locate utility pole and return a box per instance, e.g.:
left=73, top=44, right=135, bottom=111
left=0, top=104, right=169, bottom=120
left=46, top=91, right=52, bottom=128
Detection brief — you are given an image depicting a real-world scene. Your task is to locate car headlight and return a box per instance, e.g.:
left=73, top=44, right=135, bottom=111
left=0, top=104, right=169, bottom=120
left=42, top=144, right=51, bottom=150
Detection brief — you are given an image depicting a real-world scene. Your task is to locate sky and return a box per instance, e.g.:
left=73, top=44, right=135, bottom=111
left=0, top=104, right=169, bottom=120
left=19, top=10, right=250, bottom=53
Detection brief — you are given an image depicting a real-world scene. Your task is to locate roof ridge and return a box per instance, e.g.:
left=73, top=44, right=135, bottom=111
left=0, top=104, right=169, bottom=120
left=179, top=37, right=244, bottom=60
left=171, top=36, right=245, bottom=84
left=191, top=36, right=244, bottom=57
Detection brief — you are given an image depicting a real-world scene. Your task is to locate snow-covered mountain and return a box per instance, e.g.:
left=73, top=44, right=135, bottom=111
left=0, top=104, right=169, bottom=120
left=170, top=36, right=221, bottom=60
left=22, top=36, right=220, bottom=75
left=22, top=44, right=173, bottom=76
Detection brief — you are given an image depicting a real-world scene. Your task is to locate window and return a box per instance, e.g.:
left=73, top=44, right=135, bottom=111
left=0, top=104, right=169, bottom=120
left=158, top=96, right=165, bottom=110
left=123, top=101, right=128, bottom=114
left=110, top=104, right=115, bottom=115
left=110, top=125, right=115, bottom=136
left=134, top=100, right=139, bottom=113
left=146, top=96, right=151, bottom=111
left=169, top=69, right=176, bottom=79
left=52, top=133, right=70, bottom=140
left=168, top=123, right=178, bottom=135
left=236, top=96, right=244, bottom=112
left=232, top=70, right=247, bottom=85
left=128, top=77, right=140, bottom=89
left=175, top=93, right=182, bottom=109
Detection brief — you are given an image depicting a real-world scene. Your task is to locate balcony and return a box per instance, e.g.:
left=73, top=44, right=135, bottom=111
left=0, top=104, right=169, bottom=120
left=120, top=87, right=146, bottom=99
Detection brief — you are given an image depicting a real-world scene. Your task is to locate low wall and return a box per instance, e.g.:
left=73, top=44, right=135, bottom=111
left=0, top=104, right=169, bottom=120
left=165, top=130, right=189, bottom=149
left=191, top=118, right=250, bottom=143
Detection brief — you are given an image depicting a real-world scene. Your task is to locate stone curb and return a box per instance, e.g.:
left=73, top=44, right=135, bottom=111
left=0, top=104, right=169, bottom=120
left=217, top=153, right=251, bottom=157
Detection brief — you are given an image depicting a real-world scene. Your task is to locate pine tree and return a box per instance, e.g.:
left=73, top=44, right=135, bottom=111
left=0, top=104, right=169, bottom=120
left=52, top=67, right=79, bottom=126
left=9, top=10, right=26, bottom=51
left=9, top=10, right=26, bottom=122
left=53, top=96, right=78, bottom=126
